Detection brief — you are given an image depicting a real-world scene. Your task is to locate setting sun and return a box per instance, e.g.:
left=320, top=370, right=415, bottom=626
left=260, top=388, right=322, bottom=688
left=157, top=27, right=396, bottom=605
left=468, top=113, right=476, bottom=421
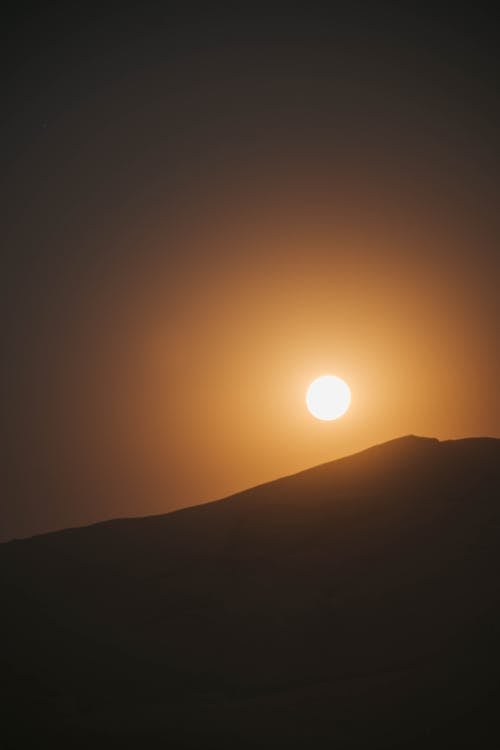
left=306, top=375, right=351, bottom=421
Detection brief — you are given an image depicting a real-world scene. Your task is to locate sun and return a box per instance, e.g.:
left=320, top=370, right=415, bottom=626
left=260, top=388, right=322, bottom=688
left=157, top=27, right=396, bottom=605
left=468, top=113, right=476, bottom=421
left=306, top=375, right=351, bottom=421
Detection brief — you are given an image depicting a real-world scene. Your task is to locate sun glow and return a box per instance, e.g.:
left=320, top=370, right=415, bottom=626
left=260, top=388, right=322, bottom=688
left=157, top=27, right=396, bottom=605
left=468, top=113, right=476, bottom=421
left=306, top=375, right=351, bottom=421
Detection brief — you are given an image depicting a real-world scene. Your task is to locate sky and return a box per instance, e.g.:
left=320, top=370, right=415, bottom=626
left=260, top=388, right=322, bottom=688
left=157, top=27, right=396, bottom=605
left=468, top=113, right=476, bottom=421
left=2, top=6, right=499, bottom=541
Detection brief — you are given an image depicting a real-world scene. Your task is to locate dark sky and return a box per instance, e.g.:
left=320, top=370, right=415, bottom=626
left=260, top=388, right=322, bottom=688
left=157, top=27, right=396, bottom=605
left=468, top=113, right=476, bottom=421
left=3, top=6, right=499, bottom=541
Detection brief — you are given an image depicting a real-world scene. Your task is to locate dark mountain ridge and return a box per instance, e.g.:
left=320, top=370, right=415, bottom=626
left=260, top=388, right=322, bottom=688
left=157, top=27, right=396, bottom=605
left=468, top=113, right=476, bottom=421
left=1, top=435, right=500, bottom=748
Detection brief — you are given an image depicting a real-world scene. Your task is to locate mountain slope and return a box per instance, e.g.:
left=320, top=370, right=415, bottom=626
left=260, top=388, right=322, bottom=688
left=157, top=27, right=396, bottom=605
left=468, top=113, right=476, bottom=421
left=1, top=435, right=499, bottom=748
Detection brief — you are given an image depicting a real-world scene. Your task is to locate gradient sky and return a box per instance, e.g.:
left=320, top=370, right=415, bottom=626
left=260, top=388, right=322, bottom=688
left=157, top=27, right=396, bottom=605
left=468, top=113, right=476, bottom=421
left=3, top=7, right=499, bottom=541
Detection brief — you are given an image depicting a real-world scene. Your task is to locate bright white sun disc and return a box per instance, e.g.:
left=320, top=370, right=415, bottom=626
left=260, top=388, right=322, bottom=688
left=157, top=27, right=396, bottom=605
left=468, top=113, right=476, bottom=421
left=306, top=375, right=351, bottom=421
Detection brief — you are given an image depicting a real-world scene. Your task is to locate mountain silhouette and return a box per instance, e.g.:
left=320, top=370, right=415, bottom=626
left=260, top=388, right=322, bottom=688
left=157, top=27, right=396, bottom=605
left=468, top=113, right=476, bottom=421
left=1, top=435, right=499, bottom=748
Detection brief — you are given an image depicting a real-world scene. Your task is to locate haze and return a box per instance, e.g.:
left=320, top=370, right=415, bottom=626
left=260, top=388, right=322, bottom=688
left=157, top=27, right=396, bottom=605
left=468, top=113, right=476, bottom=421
left=3, top=7, right=499, bottom=541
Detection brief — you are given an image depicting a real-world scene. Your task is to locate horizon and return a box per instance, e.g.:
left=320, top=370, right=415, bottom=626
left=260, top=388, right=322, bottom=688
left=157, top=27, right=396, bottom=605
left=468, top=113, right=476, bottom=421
left=3, top=433, right=497, bottom=544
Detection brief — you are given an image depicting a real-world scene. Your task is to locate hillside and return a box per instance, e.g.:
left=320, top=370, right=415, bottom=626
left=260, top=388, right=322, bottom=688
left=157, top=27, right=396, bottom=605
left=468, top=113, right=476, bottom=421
left=1, top=435, right=499, bottom=748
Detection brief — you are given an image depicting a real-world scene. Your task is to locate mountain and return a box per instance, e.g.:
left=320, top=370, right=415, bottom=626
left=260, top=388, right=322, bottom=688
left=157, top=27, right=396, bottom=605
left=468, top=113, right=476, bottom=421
left=1, top=435, right=500, bottom=748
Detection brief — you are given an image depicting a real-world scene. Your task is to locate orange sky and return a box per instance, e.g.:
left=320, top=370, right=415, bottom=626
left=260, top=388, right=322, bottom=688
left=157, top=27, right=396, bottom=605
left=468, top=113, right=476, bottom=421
left=3, top=8, right=499, bottom=540
left=22, top=178, right=493, bottom=540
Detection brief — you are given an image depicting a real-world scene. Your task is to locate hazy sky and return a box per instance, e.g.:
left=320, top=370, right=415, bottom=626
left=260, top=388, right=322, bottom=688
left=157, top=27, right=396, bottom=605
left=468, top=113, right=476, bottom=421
left=3, top=7, right=499, bottom=540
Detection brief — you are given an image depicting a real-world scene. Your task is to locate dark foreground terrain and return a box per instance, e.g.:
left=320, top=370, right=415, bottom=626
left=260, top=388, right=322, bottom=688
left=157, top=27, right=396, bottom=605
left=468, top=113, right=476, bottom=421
left=1, top=435, right=500, bottom=748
